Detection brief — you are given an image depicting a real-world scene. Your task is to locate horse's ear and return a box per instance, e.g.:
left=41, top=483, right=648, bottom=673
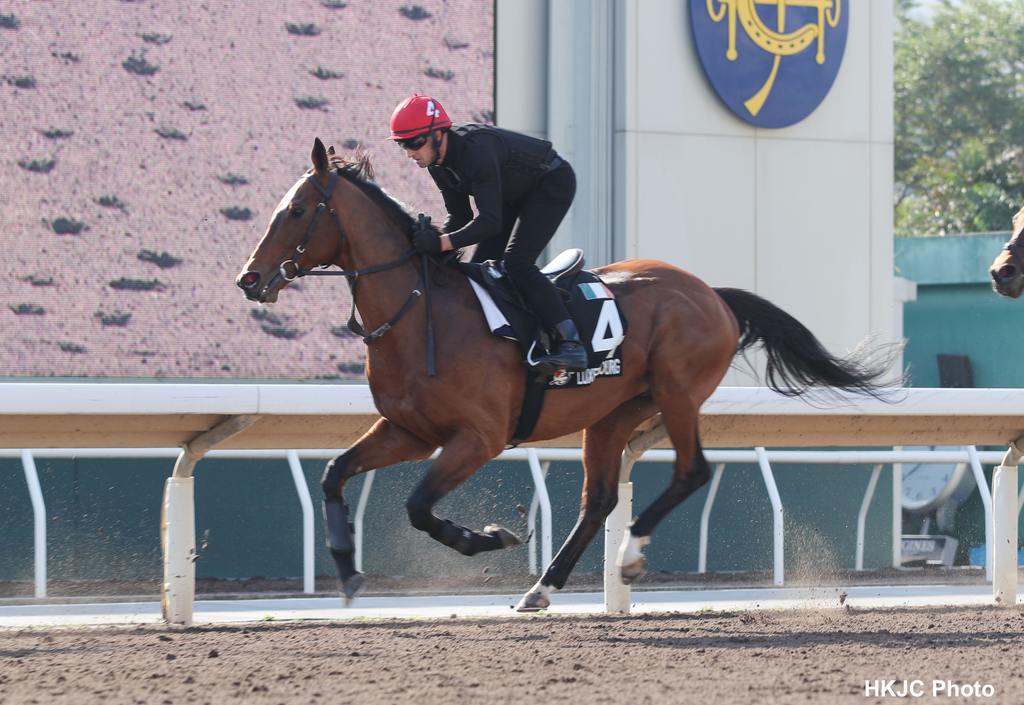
left=312, top=137, right=329, bottom=174
left=328, top=145, right=336, bottom=156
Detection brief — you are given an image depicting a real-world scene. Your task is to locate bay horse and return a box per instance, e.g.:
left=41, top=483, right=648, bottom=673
left=989, top=206, right=1024, bottom=298
left=237, top=138, right=892, bottom=611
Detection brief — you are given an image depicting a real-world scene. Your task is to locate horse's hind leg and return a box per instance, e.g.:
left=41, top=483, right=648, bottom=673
left=321, top=418, right=436, bottom=602
left=516, top=396, right=657, bottom=612
left=617, top=396, right=710, bottom=585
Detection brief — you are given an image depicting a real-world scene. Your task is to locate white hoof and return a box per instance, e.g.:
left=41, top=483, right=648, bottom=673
left=515, top=581, right=555, bottom=612
left=616, top=532, right=650, bottom=585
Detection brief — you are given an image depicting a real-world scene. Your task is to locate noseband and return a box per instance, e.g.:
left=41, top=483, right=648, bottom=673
left=1003, top=235, right=1024, bottom=270
left=267, top=169, right=435, bottom=375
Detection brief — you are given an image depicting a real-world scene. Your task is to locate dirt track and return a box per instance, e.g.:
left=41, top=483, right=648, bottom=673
left=2, top=605, right=1023, bottom=704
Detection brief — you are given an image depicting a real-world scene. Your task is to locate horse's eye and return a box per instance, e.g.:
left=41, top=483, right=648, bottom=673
left=291, top=208, right=304, bottom=219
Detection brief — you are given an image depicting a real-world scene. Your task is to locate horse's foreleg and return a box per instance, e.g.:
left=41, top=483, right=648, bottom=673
left=517, top=396, right=656, bottom=612
left=321, top=418, right=436, bottom=602
left=405, top=431, right=517, bottom=556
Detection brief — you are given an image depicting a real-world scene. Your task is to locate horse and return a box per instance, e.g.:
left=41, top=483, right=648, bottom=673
left=989, top=206, right=1024, bottom=298
left=236, top=138, right=892, bottom=611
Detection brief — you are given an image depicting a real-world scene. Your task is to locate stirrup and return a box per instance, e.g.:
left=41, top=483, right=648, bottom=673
left=535, top=343, right=588, bottom=373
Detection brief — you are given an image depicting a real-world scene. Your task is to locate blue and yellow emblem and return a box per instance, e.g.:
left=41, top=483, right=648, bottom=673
left=690, top=0, right=847, bottom=128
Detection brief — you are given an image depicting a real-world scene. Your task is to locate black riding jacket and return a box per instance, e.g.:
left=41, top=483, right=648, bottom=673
left=428, top=124, right=560, bottom=249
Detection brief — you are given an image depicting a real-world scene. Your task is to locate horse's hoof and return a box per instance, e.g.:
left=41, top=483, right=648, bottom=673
left=341, top=573, right=365, bottom=605
left=515, top=590, right=550, bottom=612
left=616, top=531, right=650, bottom=585
left=620, top=557, right=647, bottom=585
left=483, top=524, right=522, bottom=548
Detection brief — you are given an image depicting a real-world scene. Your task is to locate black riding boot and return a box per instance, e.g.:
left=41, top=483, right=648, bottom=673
left=536, top=320, right=588, bottom=372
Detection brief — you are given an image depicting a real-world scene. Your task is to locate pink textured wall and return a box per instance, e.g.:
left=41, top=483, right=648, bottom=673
left=0, top=0, right=493, bottom=379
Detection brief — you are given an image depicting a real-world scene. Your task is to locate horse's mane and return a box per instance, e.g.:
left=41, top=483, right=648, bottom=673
left=328, top=153, right=436, bottom=236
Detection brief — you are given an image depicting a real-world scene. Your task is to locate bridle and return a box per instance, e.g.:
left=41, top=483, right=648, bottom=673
left=1002, top=232, right=1024, bottom=271
left=265, top=168, right=436, bottom=375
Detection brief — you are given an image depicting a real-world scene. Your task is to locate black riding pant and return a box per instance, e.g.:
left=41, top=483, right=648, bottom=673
left=470, top=164, right=577, bottom=331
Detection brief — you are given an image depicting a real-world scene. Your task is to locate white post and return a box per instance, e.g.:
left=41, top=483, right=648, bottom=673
left=161, top=476, right=195, bottom=626
left=160, top=414, right=258, bottom=626
left=20, top=450, right=47, bottom=598
left=526, top=450, right=553, bottom=571
left=604, top=451, right=635, bottom=614
left=856, top=465, right=882, bottom=571
left=892, top=451, right=903, bottom=568
left=354, top=469, right=375, bottom=574
left=754, top=447, right=785, bottom=586
left=527, top=458, right=551, bottom=575
left=286, top=451, right=315, bottom=594
left=993, top=464, right=1019, bottom=606
left=698, top=463, right=726, bottom=573
left=965, top=446, right=994, bottom=583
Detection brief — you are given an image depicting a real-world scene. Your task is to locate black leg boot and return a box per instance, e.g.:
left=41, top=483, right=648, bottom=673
left=536, top=319, right=589, bottom=372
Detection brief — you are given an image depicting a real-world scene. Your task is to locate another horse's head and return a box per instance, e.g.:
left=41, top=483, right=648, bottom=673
left=236, top=138, right=350, bottom=303
left=990, top=206, right=1024, bottom=299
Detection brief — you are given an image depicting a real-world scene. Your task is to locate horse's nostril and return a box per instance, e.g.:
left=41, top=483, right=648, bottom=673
left=238, top=271, right=260, bottom=290
left=997, top=264, right=1017, bottom=280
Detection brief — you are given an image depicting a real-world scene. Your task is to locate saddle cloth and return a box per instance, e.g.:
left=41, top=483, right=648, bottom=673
left=459, top=249, right=627, bottom=388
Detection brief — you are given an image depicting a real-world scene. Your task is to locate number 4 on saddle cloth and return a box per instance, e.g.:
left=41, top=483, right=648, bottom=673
left=458, top=248, right=628, bottom=390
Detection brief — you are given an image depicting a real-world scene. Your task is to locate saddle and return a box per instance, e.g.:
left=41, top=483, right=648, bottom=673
left=458, top=248, right=627, bottom=386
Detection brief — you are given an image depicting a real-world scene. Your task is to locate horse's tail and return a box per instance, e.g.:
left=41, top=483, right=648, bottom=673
left=713, top=287, right=896, bottom=399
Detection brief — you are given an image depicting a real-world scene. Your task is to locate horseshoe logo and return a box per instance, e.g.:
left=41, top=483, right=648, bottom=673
left=691, top=0, right=848, bottom=128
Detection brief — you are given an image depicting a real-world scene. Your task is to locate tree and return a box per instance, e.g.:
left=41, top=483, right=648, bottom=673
left=895, top=0, right=1024, bottom=236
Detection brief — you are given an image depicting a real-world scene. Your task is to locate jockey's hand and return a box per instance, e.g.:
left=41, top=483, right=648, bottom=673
left=412, top=228, right=442, bottom=254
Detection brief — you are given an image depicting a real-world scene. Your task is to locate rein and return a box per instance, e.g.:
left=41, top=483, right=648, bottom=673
left=276, top=169, right=437, bottom=376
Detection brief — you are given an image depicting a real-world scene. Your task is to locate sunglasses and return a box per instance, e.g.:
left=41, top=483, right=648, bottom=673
left=397, top=134, right=430, bottom=151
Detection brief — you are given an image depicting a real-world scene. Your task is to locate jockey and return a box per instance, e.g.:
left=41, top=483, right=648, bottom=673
left=389, top=93, right=588, bottom=373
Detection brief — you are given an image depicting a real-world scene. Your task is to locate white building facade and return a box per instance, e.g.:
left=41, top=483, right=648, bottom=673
left=496, top=0, right=896, bottom=375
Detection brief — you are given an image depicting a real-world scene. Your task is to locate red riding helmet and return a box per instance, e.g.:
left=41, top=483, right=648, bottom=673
left=388, top=94, right=452, bottom=140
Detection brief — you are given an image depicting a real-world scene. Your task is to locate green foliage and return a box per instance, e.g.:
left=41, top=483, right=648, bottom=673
left=895, top=0, right=1024, bottom=236
left=295, top=96, right=329, bottom=110
left=51, top=217, right=86, bottom=234
left=155, top=126, right=187, bottom=140
left=95, top=310, right=132, bottom=326
left=217, top=172, right=249, bottom=186
left=399, top=5, right=431, bottom=21
left=444, top=36, right=470, bottom=50
left=7, top=75, right=36, bottom=89
left=18, top=158, right=56, bottom=173
left=40, top=128, right=74, bottom=139
left=97, top=195, right=127, bottom=210
left=22, top=275, right=53, bottom=286
left=220, top=206, right=253, bottom=221
left=123, top=52, right=158, bottom=75
left=137, top=249, right=182, bottom=268
left=336, top=361, right=365, bottom=374
left=424, top=67, right=454, bottom=81
left=311, top=66, right=344, bottom=80
left=286, top=22, right=320, bottom=36
left=109, top=277, right=164, bottom=291
left=140, top=32, right=172, bottom=45
left=0, top=13, right=18, bottom=29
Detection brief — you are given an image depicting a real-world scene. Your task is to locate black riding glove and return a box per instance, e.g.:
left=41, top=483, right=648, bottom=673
left=412, top=228, right=441, bottom=254
left=412, top=214, right=441, bottom=254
